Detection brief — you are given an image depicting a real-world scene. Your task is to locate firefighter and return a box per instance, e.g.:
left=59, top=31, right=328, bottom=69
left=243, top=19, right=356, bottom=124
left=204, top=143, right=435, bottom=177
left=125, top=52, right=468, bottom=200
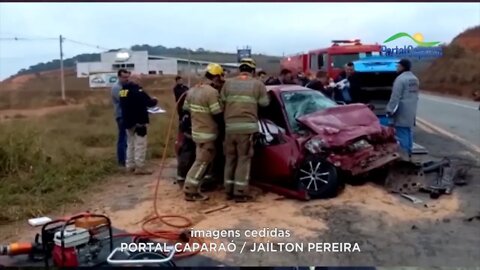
left=177, top=69, right=226, bottom=189
left=204, top=69, right=226, bottom=188
left=221, top=58, right=270, bottom=202
left=182, top=63, right=225, bottom=201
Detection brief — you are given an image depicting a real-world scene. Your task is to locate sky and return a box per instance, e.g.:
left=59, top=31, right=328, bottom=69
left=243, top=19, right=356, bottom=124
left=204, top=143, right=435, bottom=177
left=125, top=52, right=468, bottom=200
left=0, top=3, right=479, bottom=80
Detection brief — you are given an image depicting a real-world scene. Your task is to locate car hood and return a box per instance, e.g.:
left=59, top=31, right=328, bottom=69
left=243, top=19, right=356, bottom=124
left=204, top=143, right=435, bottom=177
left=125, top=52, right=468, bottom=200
left=297, top=104, right=383, bottom=147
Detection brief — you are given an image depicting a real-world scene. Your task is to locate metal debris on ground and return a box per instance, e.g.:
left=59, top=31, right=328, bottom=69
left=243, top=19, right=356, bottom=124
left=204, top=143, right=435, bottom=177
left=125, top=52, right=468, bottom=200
left=385, top=160, right=426, bottom=194
left=400, top=193, right=423, bottom=204
left=385, top=154, right=470, bottom=200
left=420, top=158, right=470, bottom=199
left=464, top=213, right=480, bottom=222
left=422, top=158, right=450, bottom=173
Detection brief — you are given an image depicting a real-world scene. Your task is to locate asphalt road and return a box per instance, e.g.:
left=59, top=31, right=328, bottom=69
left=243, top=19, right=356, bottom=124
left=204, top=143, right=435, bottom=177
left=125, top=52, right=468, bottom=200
left=417, top=93, right=480, bottom=148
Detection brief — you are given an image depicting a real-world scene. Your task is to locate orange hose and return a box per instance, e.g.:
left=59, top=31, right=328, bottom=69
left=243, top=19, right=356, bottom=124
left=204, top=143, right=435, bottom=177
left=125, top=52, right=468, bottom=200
left=113, top=92, right=203, bottom=258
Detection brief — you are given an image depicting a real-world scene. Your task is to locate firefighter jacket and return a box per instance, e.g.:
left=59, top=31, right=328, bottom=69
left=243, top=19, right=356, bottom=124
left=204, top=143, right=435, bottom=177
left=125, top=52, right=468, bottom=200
left=220, top=73, right=270, bottom=134
left=119, top=82, right=158, bottom=129
left=182, top=82, right=223, bottom=143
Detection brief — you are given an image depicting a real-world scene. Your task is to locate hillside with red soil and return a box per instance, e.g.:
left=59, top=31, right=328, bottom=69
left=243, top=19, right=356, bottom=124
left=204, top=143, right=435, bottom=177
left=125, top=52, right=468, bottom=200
left=419, top=25, right=480, bottom=99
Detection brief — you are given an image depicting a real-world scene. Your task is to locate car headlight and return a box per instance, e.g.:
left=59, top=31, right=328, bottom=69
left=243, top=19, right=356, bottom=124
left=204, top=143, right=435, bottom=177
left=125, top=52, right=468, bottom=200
left=305, top=138, right=329, bottom=154
left=348, top=139, right=371, bottom=152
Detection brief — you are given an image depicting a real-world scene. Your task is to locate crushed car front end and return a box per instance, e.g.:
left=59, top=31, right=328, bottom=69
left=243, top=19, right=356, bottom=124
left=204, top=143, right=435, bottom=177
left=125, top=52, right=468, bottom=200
left=297, top=103, right=400, bottom=176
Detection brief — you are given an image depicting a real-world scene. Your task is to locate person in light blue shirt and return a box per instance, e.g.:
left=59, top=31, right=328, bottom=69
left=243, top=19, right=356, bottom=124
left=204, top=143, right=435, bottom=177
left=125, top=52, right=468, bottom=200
left=111, top=69, right=130, bottom=167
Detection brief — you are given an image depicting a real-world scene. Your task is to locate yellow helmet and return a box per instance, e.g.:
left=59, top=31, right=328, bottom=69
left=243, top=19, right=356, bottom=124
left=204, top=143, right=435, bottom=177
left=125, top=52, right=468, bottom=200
left=206, top=63, right=224, bottom=76
left=240, top=58, right=256, bottom=69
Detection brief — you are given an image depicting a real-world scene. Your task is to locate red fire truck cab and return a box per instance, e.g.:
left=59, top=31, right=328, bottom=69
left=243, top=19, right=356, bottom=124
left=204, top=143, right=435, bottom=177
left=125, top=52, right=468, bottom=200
left=281, top=39, right=382, bottom=79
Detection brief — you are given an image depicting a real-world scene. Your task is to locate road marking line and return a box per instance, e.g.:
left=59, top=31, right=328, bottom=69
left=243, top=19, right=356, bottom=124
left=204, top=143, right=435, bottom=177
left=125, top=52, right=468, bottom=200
left=416, top=121, right=436, bottom=134
left=420, top=95, right=479, bottom=110
left=416, top=117, right=480, bottom=155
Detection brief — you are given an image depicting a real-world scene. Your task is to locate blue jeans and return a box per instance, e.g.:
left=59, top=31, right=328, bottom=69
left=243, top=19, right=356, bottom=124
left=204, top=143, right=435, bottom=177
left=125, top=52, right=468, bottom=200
left=342, top=86, right=352, bottom=103
left=395, top=126, right=413, bottom=154
left=116, top=117, right=127, bottom=166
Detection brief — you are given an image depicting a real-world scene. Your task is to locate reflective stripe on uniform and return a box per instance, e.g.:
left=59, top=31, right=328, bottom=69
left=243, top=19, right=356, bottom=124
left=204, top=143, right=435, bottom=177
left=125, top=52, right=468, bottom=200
left=258, top=95, right=270, bottom=107
left=183, top=100, right=190, bottom=111
left=225, top=122, right=258, bottom=132
left=194, top=162, right=207, bottom=180
left=225, top=95, right=257, bottom=104
left=192, top=131, right=217, bottom=141
left=185, top=176, right=200, bottom=185
left=225, top=180, right=234, bottom=185
left=189, top=104, right=210, bottom=113
left=234, top=181, right=248, bottom=186
left=209, top=102, right=222, bottom=114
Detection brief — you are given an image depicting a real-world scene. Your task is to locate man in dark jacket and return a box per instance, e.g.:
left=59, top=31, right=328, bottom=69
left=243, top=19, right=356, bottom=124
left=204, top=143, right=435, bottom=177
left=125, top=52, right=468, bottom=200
left=175, top=76, right=192, bottom=183
left=265, top=69, right=295, bottom=85
left=173, top=76, right=189, bottom=104
left=296, top=72, right=310, bottom=86
left=306, top=70, right=334, bottom=98
left=334, top=62, right=361, bottom=103
left=119, top=74, right=158, bottom=175
left=335, top=62, right=355, bottom=82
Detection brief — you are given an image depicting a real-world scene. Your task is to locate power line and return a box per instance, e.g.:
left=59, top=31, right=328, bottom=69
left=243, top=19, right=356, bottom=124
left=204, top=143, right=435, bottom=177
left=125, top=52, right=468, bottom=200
left=0, top=37, right=57, bottom=41
left=63, top=38, right=109, bottom=51
left=0, top=36, right=110, bottom=51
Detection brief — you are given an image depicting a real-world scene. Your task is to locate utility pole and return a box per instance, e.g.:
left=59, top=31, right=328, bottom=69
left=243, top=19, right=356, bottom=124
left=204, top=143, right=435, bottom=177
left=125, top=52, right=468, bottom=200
left=59, top=35, right=66, bottom=101
left=187, top=49, right=191, bottom=87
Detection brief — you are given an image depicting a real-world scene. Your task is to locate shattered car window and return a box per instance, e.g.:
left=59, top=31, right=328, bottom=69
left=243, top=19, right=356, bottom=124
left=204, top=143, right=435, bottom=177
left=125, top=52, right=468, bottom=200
left=281, top=90, right=337, bottom=132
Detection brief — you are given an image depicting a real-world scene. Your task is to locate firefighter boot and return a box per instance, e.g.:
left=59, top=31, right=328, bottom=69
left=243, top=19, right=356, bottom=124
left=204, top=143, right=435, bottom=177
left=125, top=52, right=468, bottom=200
left=184, top=192, right=209, bottom=202
left=183, top=142, right=216, bottom=202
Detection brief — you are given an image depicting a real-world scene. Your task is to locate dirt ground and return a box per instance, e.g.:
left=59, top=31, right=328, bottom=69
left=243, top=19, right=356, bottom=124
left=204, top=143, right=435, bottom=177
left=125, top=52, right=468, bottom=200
left=0, top=127, right=479, bottom=267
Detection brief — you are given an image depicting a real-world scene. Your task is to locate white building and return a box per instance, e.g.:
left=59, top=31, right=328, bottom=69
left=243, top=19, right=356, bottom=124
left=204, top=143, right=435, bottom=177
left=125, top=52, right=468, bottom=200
left=76, top=50, right=178, bottom=78
left=76, top=49, right=241, bottom=78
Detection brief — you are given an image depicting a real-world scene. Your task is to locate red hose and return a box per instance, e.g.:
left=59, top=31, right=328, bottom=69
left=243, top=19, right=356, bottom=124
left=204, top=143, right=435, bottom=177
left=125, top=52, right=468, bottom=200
left=113, top=92, right=202, bottom=258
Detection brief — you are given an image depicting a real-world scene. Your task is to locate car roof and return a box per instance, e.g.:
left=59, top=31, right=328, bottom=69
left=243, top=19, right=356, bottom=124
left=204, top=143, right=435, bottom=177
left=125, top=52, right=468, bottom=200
left=266, top=84, right=310, bottom=93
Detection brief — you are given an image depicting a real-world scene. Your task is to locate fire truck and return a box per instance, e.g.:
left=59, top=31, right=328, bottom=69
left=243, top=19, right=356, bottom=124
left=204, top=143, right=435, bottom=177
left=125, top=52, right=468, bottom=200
left=280, top=39, right=382, bottom=79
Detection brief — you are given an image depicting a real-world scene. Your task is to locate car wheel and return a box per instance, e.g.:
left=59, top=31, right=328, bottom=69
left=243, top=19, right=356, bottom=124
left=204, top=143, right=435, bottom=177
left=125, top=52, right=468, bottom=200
left=296, top=155, right=341, bottom=199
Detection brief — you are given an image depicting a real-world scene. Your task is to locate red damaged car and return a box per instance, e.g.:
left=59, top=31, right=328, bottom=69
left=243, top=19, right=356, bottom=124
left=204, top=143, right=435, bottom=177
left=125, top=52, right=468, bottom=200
left=251, top=85, right=400, bottom=199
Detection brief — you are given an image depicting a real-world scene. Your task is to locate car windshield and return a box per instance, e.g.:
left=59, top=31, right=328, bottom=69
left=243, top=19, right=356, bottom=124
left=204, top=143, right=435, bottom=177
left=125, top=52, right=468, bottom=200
left=281, top=90, right=337, bottom=132
left=331, top=53, right=360, bottom=68
left=331, top=52, right=380, bottom=68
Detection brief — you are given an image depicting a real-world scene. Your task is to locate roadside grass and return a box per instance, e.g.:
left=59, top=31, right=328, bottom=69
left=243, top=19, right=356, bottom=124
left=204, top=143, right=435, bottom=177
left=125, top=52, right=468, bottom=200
left=0, top=86, right=176, bottom=224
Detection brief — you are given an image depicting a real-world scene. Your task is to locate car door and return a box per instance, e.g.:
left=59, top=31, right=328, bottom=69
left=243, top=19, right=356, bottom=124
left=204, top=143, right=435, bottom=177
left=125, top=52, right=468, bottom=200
left=251, top=125, right=300, bottom=184
left=251, top=93, right=301, bottom=185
